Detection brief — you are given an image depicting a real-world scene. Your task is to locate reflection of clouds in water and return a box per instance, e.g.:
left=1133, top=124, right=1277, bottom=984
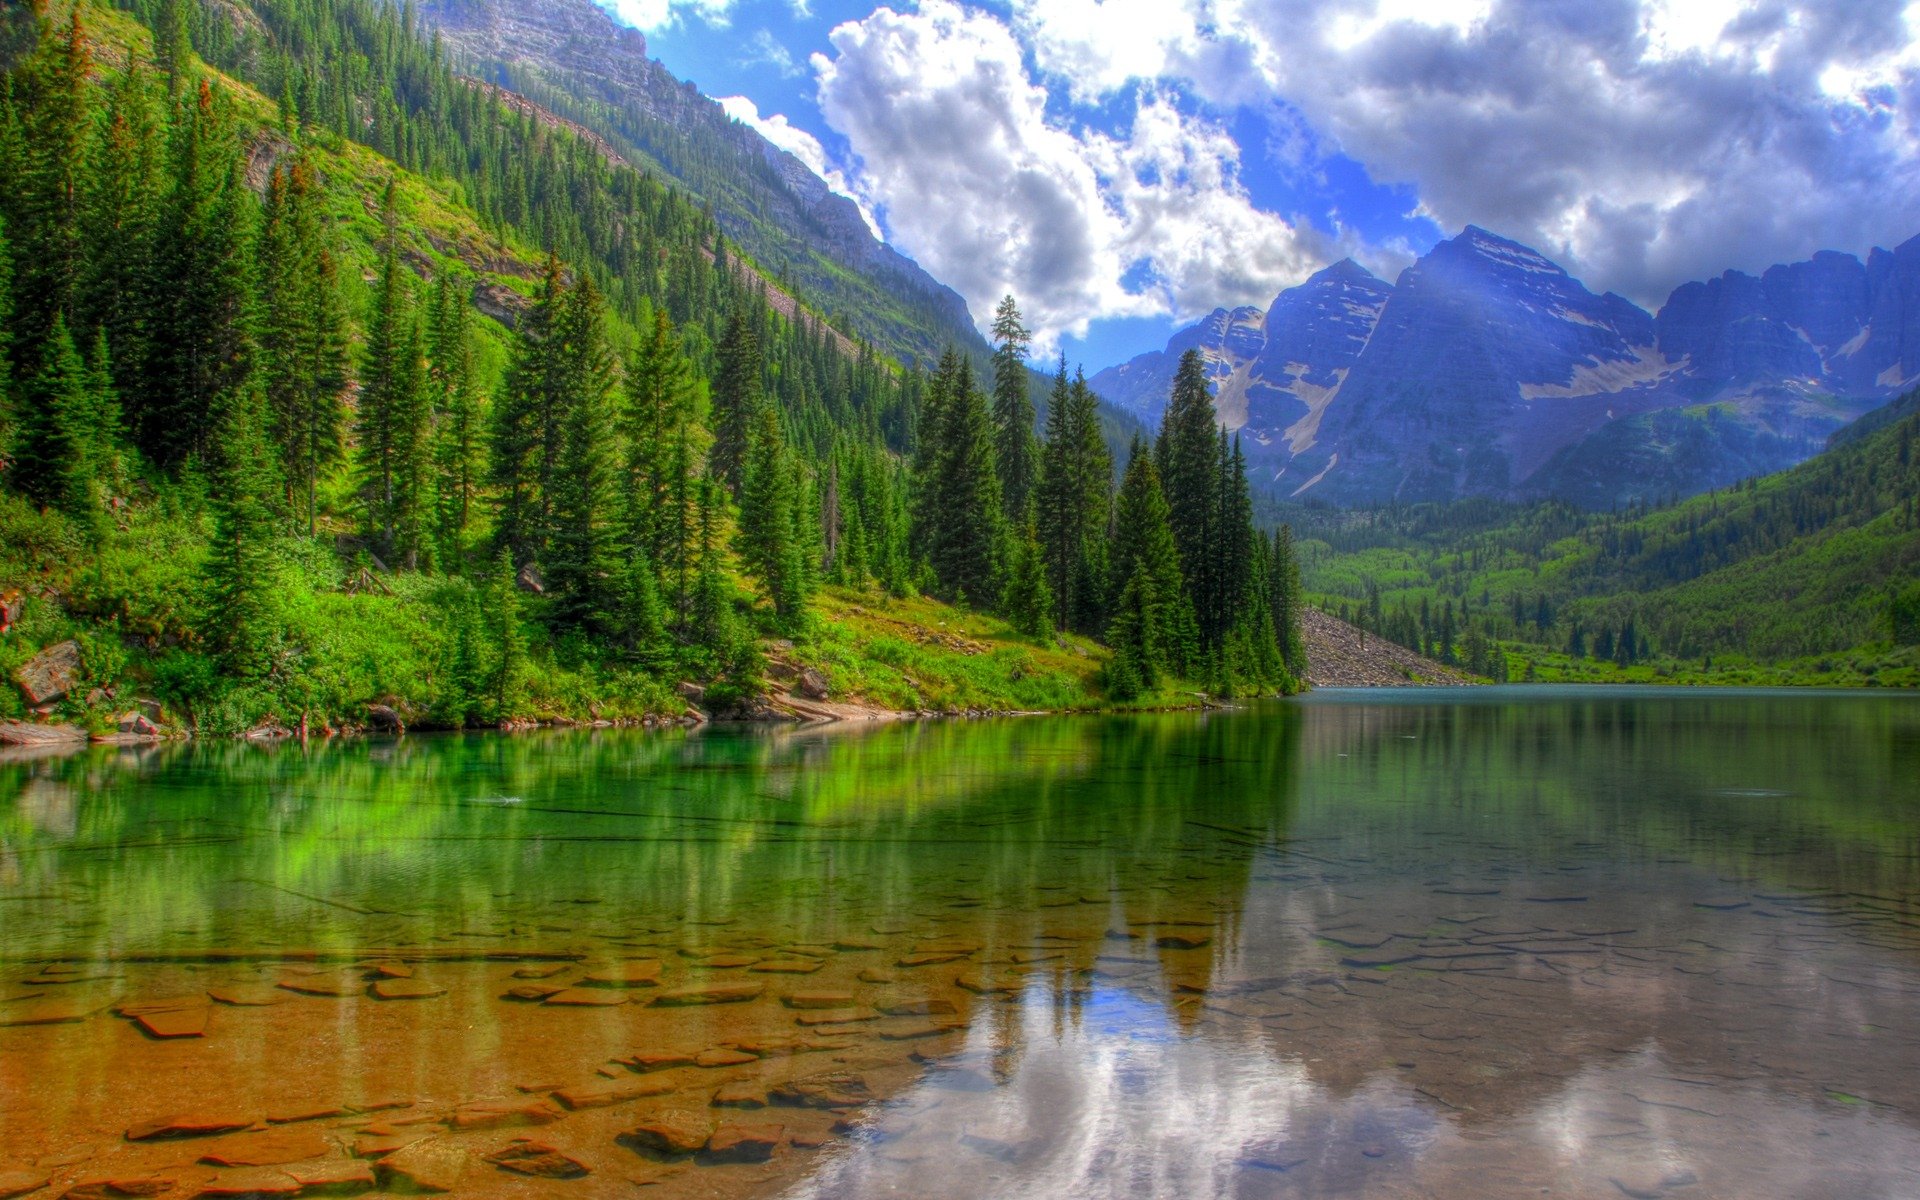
left=788, top=977, right=1439, bottom=1200
left=17, top=778, right=75, bottom=839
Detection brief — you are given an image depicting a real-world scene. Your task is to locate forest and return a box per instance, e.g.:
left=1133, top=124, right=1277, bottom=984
left=1288, top=392, right=1920, bottom=687
left=0, top=0, right=1305, bottom=736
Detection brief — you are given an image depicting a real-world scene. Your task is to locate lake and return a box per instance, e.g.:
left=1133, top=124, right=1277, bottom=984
left=1, top=687, right=1918, bottom=1199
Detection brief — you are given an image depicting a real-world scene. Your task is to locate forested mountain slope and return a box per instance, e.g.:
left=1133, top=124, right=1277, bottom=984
left=1293, top=391, right=1920, bottom=684
left=0, top=0, right=1306, bottom=739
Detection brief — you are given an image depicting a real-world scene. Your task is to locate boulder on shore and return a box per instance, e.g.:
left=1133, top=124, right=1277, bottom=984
left=13, top=640, right=81, bottom=706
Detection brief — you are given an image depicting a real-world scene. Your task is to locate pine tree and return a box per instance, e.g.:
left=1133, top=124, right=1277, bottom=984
left=1156, top=348, right=1220, bottom=640
left=1269, top=525, right=1308, bottom=680
left=544, top=275, right=619, bottom=632
left=155, top=0, right=194, bottom=100
left=138, top=81, right=255, bottom=469
left=355, top=199, right=429, bottom=566
left=206, top=384, right=283, bottom=679
left=1037, top=358, right=1111, bottom=633
left=6, top=12, right=89, bottom=366
left=490, top=258, right=565, bottom=564
left=258, top=159, right=348, bottom=536
left=0, top=213, right=14, bottom=439
left=917, top=350, right=1005, bottom=606
left=485, top=546, right=526, bottom=720
left=739, top=404, right=807, bottom=628
left=1001, top=522, right=1054, bottom=638
left=619, top=308, right=702, bottom=599
left=989, top=295, right=1037, bottom=522
left=428, top=273, right=482, bottom=568
left=78, top=63, right=164, bottom=400
left=12, top=313, right=93, bottom=515
left=1107, top=436, right=1189, bottom=682
left=709, top=311, right=764, bottom=496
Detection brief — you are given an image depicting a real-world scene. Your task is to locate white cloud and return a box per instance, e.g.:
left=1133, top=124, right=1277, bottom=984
left=1011, top=0, right=1920, bottom=308
left=811, top=0, right=1327, bottom=348
left=591, top=0, right=734, bottom=33
left=742, top=27, right=804, bottom=77
left=717, top=95, right=885, bottom=239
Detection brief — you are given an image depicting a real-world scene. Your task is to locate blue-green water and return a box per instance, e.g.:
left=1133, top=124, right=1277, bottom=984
left=1, top=688, right=1918, bottom=1198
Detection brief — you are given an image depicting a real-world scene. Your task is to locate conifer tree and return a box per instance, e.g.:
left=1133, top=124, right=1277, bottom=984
left=544, top=275, right=619, bottom=631
left=428, top=273, right=482, bottom=568
left=156, top=0, right=194, bottom=100
left=0, top=213, right=14, bottom=436
left=1156, top=348, right=1220, bottom=639
left=13, top=313, right=93, bottom=516
left=206, top=384, right=283, bottom=679
left=1001, top=522, right=1054, bottom=638
left=1107, top=436, right=1189, bottom=682
left=917, top=351, right=1005, bottom=606
left=620, top=308, right=701, bottom=594
left=990, top=295, right=1038, bottom=522
left=139, top=81, right=255, bottom=469
left=356, top=195, right=429, bottom=565
left=485, top=546, right=527, bottom=719
left=79, top=64, right=164, bottom=397
left=258, top=159, right=348, bottom=536
left=1037, top=358, right=1111, bottom=633
left=1269, top=525, right=1307, bottom=680
left=490, top=258, right=566, bottom=564
left=7, top=12, right=89, bottom=365
left=739, top=404, right=807, bottom=629
left=709, top=311, right=764, bottom=496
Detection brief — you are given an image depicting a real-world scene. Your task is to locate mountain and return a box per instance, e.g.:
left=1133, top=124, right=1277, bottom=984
left=1092, top=226, right=1920, bottom=508
left=415, top=0, right=980, bottom=366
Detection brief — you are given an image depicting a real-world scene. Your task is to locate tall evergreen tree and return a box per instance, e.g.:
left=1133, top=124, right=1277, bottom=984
left=427, top=273, right=482, bottom=568
left=13, top=313, right=93, bottom=516
left=355, top=191, right=429, bottom=565
left=619, top=308, right=701, bottom=596
left=709, top=311, right=763, bottom=496
left=989, top=294, right=1037, bottom=522
left=6, top=12, right=89, bottom=366
left=258, top=158, right=348, bottom=536
left=917, top=351, right=1005, bottom=607
left=1001, top=521, right=1054, bottom=638
left=1106, top=437, right=1189, bottom=690
left=206, top=384, right=284, bottom=679
left=78, top=63, right=164, bottom=399
left=490, top=258, right=566, bottom=565
left=1036, top=358, right=1112, bottom=633
left=138, top=81, right=255, bottom=468
left=738, top=404, right=807, bottom=628
left=544, top=274, right=619, bottom=631
left=1269, top=525, right=1307, bottom=681
left=1156, top=348, right=1220, bottom=639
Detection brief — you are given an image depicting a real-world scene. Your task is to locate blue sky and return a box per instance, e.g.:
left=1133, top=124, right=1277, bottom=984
left=597, top=0, right=1920, bottom=372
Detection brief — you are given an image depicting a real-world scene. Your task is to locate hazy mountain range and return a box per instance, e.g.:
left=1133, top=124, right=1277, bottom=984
left=1090, top=226, right=1920, bottom=508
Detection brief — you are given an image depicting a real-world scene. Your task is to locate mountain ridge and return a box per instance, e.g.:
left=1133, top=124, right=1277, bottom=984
left=1092, top=226, right=1920, bottom=509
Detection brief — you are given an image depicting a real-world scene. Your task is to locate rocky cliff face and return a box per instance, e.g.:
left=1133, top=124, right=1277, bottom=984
left=416, top=0, right=978, bottom=364
left=1091, top=227, right=1920, bottom=508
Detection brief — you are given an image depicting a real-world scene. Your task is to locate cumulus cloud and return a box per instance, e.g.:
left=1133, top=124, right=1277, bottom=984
left=1012, top=0, right=1920, bottom=308
left=717, top=95, right=885, bottom=239
left=812, top=0, right=1328, bottom=347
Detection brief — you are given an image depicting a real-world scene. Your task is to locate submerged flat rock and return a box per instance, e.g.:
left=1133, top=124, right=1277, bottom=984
left=551, top=1078, right=674, bottom=1110
left=127, top=1114, right=257, bottom=1142
left=197, top=1128, right=331, bottom=1167
left=486, top=1141, right=589, bottom=1179
left=653, top=982, right=763, bottom=1006
left=542, top=988, right=627, bottom=1007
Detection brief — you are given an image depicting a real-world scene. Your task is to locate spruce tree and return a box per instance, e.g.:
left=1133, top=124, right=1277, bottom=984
left=1037, top=358, right=1111, bottom=633
left=989, top=295, right=1037, bottom=522
left=739, top=404, right=807, bottom=629
left=259, top=159, right=348, bottom=536
left=139, top=81, right=255, bottom=469
left=1156, top=348, right=1220, bottom=641
left=490, top=258, right=565, bottom=564
left=917, top=352, right=1005, bottom=607
left=79, top=64, right=164, bottom=400
left=709, top=311, right=764, bottom=497
left=544, top=275, right=619, bottom=632
left=485, top=546, right=527, bottom=720
left=428, top=274, right=482, bottom=568
left=1107, top=436, right=1189, bottom=681
left=620, top=308, right=701, bottom=596
left=206, top=384, right=283, bottom=679
left=1001, top=522, right=1054, bottom=638
left=1269, top=525, right=1307, bottom=681
left=0, top=213, right=13, bottom=436
left=355, top=200, right=429, bottom=566
left=7, top=12, right=89, bottom=366
left=13, top=313, right=92, bottom=515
